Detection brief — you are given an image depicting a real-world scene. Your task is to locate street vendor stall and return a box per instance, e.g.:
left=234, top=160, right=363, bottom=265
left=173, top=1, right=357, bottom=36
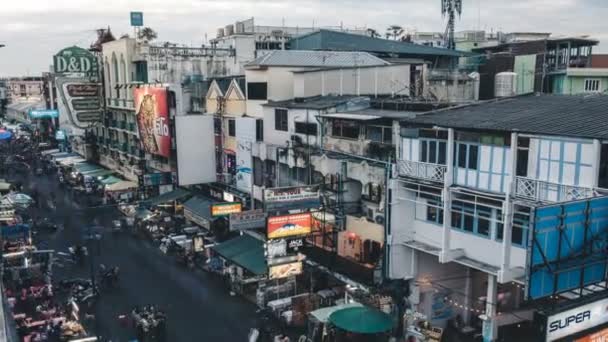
left=326, top=306, right=394, bottom=342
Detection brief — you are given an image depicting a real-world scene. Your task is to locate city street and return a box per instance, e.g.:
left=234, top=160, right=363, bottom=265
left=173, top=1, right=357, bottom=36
left=11, top=168, right=259, bottom=341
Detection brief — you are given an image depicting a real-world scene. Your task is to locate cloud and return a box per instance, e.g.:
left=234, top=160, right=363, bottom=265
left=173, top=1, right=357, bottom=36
left=0, top=0, right=607, bottom=76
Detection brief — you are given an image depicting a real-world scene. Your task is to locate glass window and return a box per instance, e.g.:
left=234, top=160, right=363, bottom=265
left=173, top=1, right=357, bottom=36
left=367, top=126, right=383, bottom=142
left=477, top=209, right=491, bottom=237
left=332, top=120, right=359, bottom=139
left=426, top=199, right=444, bottom=224
left=468, top=145, right=478, bottom=169
left=462, top=203, right=474, bottom=232
left=420, top=141, right=428, bottom=162
left=458, top=144, right=467, bottom=168
left=253, top=157, right=263, bottom=186
left=247, top=82, right=267, bottom=100
left=228, top=119, right=235, bottom=137
left=584, top=79, right=601, bottom=93
left=438, top=142, right=447, bottom=165
left=274, top=109, right=288, bottom=131
left=295, top=122, right=317, bottom=135
left=256, top=119, right=264, bottom=141
left=429, top=141, right=437, bottom=163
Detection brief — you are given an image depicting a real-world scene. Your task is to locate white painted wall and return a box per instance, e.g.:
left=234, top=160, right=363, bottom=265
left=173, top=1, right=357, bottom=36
left=262, top=107, right=321, bottom=147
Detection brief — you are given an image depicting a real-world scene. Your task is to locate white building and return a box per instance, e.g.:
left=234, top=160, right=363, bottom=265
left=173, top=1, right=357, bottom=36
left=389, top=94, right=608, bottom=341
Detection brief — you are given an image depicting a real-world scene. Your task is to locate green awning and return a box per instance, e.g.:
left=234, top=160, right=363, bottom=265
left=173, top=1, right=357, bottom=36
left=146, top=188, right=191, bottom=207
left=183, top=196, right=214, bottom=221
left=83, top=169, right=115, bottom=178
left=328, top=307, right=394, bottom=334
left=211, top=234, right=266, bottom=275
left=73, top=162, right=103, bottom=173
left=100, top=175, right=122, bottom=185
left=310, top=303, right=364, bottom=323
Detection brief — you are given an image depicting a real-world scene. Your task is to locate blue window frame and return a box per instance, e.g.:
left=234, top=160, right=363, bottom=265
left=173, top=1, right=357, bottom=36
left=419, top=139, right=447, bottom=165
left=451, top=201, right=491, bottom=238
left=455, top=143, right=479, bottom=170
left=426, top=198, right=444, bottom=224
left=496, top=210, right=529, bottom=248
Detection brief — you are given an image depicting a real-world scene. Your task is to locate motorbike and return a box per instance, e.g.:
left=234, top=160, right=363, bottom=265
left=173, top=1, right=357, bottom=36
left=98, top=264, right=120, bottom=288
left=68, top=245, right=88, bottom=266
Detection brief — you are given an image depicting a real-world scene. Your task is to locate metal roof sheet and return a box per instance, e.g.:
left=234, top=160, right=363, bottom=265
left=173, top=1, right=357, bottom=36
left=401, top=94, right=608, bottom=140
left=245, top=50, right=389, bottom=68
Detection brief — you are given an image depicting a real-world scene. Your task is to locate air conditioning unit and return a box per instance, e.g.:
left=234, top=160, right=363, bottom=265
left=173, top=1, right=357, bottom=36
left=364, top=204, right=385, bottom=225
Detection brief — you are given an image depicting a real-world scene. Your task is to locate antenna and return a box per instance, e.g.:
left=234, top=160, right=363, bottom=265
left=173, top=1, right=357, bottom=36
left=441, top=0, right=462, bottom=50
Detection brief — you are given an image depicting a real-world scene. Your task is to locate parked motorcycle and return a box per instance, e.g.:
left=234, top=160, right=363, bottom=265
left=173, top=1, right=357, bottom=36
left=98, top=264, right=120, bottom=288
left=68, top=245, right=88, bottom=266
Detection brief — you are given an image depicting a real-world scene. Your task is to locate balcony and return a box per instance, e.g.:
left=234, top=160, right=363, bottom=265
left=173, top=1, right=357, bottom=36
left=514, top=176, right=599, bottom=203
left=397, top=160, right=446, bottom=183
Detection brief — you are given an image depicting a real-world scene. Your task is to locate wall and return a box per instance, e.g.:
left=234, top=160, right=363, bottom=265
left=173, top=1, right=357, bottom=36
left=514, top=54, right=536, bottom=94
left=263, top=107, right=321, bottom=147
left=561, top=75, right=608, bottom=94
left=293, top=65, right=411, bottom=98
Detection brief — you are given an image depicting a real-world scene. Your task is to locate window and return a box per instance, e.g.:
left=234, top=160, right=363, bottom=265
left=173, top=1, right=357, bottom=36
left=363, top=183, right=382, bottom=203
left=247, top=82, right=268, bottom=100
left=367, top=126, right=392, bottom=144
left=426, top=198, right=444, bottom=225
left=517, top=137, right=530, bottom=177
left=451, top=201, right=491, bottom=238
left=253, top=157, right=264, bottom=187
left=584, top=79, right=601, bottom=93
left=227, top=119, right=236, bottom=137
left=332, top=120, right=359, bottom=139
left=295, top=122, right=317, bottom=135
left=275, top=109, right=288, bottom=131
left=456, top=143, right=478, bottom=170
left=256, top=119, right=264, bottom=141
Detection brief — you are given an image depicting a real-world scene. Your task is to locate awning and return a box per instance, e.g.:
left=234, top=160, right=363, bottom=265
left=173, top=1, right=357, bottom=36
left=100, top=175, right=122, bottom=185
left=145, top=188, right=191, bottom=207
left=106, top=180, right=137, bottom=192
left=310, top=303, right=363, bottom=323
left=0, top=183, right=11, bottom=192
left=59, top=157, right=86, bottom=166
left=183, top=196, right=215, bottom=222
left=73, top=162, right=103, bottom=174
left=83, top=169, right=114, bottom=178
left=211, top=234, right=266, bottom=275
left=328, top=307, right=394, bottom=334
left=52, top=152, right=79, bottom=160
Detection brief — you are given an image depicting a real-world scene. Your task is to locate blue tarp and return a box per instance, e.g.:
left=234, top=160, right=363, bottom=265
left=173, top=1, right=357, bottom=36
left=2, top=224, right=30, bottom=238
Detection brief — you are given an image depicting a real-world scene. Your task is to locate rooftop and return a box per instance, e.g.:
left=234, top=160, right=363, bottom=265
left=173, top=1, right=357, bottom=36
left=288, top=29, right=469, bottom=58
left=263, top=95, right=364, bottom=110
left=322, top=108, right=418, bottom=121
left=245, top=50, right=389, bottom=68
left=401, top=94, right=608, bottom=140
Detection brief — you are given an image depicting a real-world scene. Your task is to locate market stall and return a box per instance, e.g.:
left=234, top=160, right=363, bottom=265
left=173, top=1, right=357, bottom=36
left=327, top=306, right=394, bottom=342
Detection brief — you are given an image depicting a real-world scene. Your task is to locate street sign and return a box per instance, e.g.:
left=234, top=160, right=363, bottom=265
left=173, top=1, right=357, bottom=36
left=229, top=209, right=266, bottom=231
left=29, top=110, right=58, bottom=119
left=53, top=46, right=99, bottom=77
left=130, top=12, right=144, bottom=27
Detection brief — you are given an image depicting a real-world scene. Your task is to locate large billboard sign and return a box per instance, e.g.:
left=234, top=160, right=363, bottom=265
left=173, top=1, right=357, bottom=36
left=53, top=46, right=99, bottom=77
left=269, top=261, right=303, bottom=280
left=175, top=116, right=216, bottom=186
left=528, top=197, right=608, bottom=300
left=267, top=213, right=312, bottom=240
left=134, top=87, right=170, bottom=158
left=57, top=79, right=103, bottom=129
left=545, top=297, right=608, bottom=341
left=264, top=185, right=321, bottom=211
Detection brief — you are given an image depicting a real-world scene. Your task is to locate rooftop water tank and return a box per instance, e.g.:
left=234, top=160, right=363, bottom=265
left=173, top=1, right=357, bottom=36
left=217, top=28, right=225, bottom=38
left=495, top=72, right=517, bottom=98
left=225, top=24, right=234, bottom=36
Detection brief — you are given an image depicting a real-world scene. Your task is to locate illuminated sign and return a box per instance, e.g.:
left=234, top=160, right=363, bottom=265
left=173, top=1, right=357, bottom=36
left=211, top=202, right=242, bottom=217
left=267, top=213, right=311, bottom=240
left=268, top=261, right=302, bottom=280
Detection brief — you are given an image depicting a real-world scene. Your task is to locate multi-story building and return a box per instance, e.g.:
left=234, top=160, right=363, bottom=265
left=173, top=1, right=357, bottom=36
left=389, top=94, right=608, bottom=341
left=5, top=77, right=44, bottom=102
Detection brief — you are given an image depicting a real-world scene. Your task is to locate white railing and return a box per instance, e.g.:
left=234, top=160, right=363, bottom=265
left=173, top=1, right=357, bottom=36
left=397, top=160, right=446, bottom=183
left=515, top=176, right=598, bottom=203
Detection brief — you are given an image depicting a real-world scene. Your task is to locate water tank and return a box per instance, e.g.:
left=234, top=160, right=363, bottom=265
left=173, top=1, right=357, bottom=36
left=225, top=24, right=234, bottom=36
left=235, top=22, right=245, bottom=34
left=495, top=72, right=517, bottom=98
left=217, top=28, right=225, bottom=38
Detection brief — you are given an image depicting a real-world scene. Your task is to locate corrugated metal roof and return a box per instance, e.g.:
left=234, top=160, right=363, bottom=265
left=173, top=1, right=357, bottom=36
left=289, top=29, right=468, bottom=58
left=263, top=95, right=362, bottom=110
left=401, top=94, right=608, bottom=140
left=245, top=50, right=389, bottom=68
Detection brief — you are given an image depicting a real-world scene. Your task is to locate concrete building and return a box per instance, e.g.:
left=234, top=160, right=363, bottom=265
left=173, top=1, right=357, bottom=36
left=389, top=94, right=608, bottom=341
left=5, top=77, right=44, bottom=102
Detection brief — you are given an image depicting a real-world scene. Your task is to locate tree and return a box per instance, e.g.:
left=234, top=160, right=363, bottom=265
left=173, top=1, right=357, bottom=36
left=138, top=27, right=158, bottom=42
left=386, top=25, right=404, bottom=41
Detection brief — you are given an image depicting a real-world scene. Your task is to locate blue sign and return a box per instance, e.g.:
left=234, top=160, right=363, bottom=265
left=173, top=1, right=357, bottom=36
left=130, top=12, right=144, bottom=27
left=29, top=110, right=59, bottom=119
left=528, top=197, right=608, bottom=300
left=55, top=130, right=66, bottom=141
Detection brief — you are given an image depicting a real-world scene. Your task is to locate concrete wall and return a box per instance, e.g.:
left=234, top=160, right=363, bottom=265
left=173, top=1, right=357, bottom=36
left=262, top=107, right=321, bottom=148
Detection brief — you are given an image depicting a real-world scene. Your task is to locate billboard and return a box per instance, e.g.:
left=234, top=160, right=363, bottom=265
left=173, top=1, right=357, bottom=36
left=211, top=202, right=242, bottom=217
left=134, top=87, right=170, bottom=158
left=575, top=327, right=608, bottom=342
left=230, top=209, right=266, bottom=231
left=269, top=261, right=303, bottom=280
left=545, top=297, right=608, bottom=341
left=235, top=118, right=255, bottom=192
left=266, top=237, right=304, bottom=258
left=175, top=115, right=216, bottom=186
left=528, top=197, right=608, bottom=300
left=54, top=46, right=99, bottom=77
left=130, top=12, right=144, bottom=26
left=267, top=213, right=312, bottom=240
left=264, top=185, right=321, bottom=211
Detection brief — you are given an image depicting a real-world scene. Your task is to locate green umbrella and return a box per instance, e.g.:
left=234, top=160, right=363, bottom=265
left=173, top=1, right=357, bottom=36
left=328, top=306, right=394, bottom=334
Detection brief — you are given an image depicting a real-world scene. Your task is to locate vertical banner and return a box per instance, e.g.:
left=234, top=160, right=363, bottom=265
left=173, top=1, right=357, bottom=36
left=134, top=87, right=170, bottom=158
left=235, top=118, right=255, bottom=192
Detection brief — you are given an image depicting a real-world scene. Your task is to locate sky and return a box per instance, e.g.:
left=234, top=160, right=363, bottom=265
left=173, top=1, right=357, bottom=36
left=1, top=0, right=608, bottom=77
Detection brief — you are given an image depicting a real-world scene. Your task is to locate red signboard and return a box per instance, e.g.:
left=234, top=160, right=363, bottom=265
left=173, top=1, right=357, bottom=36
left=267, top=213, right=312, bottom=239
left=134, top=87, right=170, bottom=158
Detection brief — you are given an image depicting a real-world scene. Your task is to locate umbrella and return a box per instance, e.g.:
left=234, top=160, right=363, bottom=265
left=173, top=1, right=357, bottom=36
left=328, top=306, right=394, bottom=334
left=0, top=129, right=13, bottom=140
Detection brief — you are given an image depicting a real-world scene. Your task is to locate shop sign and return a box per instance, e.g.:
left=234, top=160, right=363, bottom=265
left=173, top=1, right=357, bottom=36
left=67, top=84, right=100, bottom=97
left=211, top=202, right=242, bottom=217
left=264, top=185, right=320, bottom=211
left=268, top=261, right=303, bottom=280
left=267, top=213, right=311, bottom=240
left=29, top=110, right=59, bottom=119
left=575, top=327, right=608, bottom=342
left=55, top=130, right=66, bottom=140
left=545, top=297, right=608, bottom=341
left=223, top=191, right=235, bottom=202
left=72, top=98, right=101, bottom=111
left=266, top=237, right=304, bottom=258
left=53, top=46, right=99, bottom=76
left=229, top=209, right=266, bottom=231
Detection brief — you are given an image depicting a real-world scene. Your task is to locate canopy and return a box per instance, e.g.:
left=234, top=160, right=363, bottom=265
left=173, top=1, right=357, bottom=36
left=310, top=303, right=364, bottom=323
left=135, top=207, right=154, bottom=220
left=73, top=162, right=103, bottom=174
left=100, top=175, right=122, bottom=185
left=211, top=234, right=266, bottom=275
left=52, top=152, right=79, bottom=160
left=328, top=307, right=394, bottom=334
left=41, top=149, right=60, bottom=156
left=145, top=188, right=191, bottom=207
left=0, top=129, right=13, bottom=140
left=0, top=182, right=11, bottom=192
left=83, top=169, right=114, bottom=178
left=106, top=180, right=137, bottom=192
left=183, top=196, right=216, bottom=222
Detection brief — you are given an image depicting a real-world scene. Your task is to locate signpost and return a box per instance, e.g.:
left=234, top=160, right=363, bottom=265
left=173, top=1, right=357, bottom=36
left=130, top=12, right=144, bottom=27
left=29, top=110, right=59, bottom=119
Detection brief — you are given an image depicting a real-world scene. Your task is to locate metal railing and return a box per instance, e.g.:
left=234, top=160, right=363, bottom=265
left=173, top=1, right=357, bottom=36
left=397, top=160, right=447, bottom=183
left=514, top=176, right=598, bottom=202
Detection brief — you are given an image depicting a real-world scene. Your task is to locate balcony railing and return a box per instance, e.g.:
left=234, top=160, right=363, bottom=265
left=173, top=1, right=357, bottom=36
left=397, top=160, right=446, bottom=183
left=514, top=176, right=598, bottom=203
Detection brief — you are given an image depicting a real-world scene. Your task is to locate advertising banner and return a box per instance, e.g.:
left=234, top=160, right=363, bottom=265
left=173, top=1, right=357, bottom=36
left=134, top=87, right=170, bottom=158
left=54, top=46, right=99, bottom=77
left=229, top=209, right=266, bottom=231
left=175, top=116, right=216, bottom=186
left=235, top=118, right=255, bottom=192
left=211, top=202, right=242, bottom=217
left=130, top=12, right=144, bottom=26
left=268, top=261, right=303, bottom=280
left=266, top=237, right=304, bottom=258
left=575, top=327, right=608, bottom=342
left=267, top=213, right=311, bottom=240
left=29, top=110, right=59, bottom=119
left=264, top=186, right=321, bottom=211
left=545, top=297, right=608, bottom=341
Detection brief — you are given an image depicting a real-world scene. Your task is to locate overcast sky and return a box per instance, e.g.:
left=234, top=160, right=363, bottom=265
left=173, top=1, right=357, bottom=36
left=1, top=0, right=607, bottom=77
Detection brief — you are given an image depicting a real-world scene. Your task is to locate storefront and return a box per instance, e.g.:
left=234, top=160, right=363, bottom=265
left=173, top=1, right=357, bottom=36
left=537, top=296, right=608, bottom=342
left=183, top=196, right=228, bottom=239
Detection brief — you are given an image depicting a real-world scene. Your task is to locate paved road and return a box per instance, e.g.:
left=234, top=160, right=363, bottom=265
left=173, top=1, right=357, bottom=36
left=11, top=168, right=259, bottom=342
